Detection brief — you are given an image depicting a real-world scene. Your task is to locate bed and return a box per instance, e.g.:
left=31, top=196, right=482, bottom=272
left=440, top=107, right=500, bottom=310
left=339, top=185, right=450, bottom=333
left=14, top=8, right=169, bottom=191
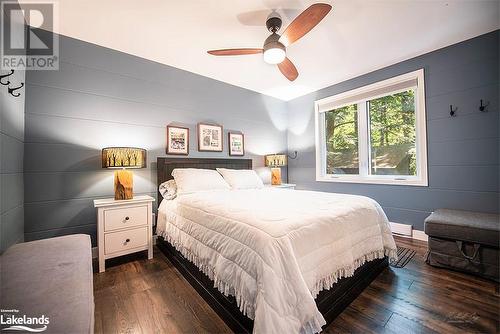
left=156, top=157, right=396, bottom=334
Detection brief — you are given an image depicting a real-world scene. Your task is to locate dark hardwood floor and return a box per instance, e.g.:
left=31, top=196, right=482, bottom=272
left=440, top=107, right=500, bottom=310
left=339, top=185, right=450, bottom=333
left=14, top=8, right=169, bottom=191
left=93, top=236, right=500, bottom=333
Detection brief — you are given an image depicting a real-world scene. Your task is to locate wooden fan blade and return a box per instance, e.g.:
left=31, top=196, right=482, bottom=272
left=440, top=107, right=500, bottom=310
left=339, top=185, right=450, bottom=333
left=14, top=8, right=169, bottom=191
left=279, top=3, right=332, bottom=46
left=277, top=57, right=298, bottom=81
left=207, top=48, right=263, bottom=56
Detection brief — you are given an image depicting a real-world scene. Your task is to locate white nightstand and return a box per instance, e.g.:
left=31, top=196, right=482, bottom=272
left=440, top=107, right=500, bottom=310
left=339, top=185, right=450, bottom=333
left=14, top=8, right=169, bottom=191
left=94, top=195, right=155, bottom=273
left=266, top=183, right=296, bottom=190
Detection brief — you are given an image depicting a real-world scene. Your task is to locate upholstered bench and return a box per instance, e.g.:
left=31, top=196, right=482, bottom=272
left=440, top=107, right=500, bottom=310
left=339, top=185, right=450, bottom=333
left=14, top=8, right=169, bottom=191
left=425, top=209, right=499, bottom=281
left=0, top=235, right=94, bottom=333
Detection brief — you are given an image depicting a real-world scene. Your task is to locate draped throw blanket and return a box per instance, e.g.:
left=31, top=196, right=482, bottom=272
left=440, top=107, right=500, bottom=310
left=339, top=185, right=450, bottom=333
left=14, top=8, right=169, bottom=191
left=157, top=189, right=397, bottom=334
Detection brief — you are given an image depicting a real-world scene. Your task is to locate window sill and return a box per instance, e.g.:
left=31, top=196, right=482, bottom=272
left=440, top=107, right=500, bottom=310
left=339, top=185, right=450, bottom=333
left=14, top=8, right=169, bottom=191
left=316, top=175, right=428, bottom=187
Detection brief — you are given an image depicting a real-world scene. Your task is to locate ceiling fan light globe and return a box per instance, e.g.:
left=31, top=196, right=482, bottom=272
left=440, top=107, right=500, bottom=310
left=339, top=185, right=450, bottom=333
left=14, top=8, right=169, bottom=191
left=263, top=48, right=286, bottom=64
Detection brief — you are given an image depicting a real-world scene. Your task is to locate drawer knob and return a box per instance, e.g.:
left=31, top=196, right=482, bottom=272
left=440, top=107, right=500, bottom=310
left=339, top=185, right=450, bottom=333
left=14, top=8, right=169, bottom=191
left=125, top=216, right=130, bottom=221
left=125, top=238, right=130, bottom=243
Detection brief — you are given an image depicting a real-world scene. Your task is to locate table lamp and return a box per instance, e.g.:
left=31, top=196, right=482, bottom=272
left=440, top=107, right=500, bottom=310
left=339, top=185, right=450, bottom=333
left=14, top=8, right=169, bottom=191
left=265, top=154, right=287, bottom=185
left=102, top=147, right=146, bottom=200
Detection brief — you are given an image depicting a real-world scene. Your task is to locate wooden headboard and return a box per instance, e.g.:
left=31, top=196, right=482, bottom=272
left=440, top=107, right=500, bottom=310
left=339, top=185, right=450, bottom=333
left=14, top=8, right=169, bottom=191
left=156, top=157, right=253, bottom=204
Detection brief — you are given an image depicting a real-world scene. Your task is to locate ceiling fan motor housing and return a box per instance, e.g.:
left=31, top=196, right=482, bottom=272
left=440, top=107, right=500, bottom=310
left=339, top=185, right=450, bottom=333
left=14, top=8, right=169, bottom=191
left=263, top=33, right=286, bottom=64
left=266, top=15, right=282, bottom=33
left=263, top=33, right=285, bottom=53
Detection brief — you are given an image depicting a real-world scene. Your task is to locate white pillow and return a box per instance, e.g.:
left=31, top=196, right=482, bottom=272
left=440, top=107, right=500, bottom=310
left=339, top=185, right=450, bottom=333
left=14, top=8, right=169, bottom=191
left=159, top=179, right=177, bottom=200
left=216, top=168, right=264, bottom=189
left=172, top=168, right=230, bottom=194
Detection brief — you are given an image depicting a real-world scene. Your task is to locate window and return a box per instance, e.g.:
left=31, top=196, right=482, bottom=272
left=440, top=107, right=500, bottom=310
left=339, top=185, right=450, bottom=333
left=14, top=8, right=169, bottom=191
left=325, top=103, right=359, bottom=175
left=315, top=69, right=427, bottom=186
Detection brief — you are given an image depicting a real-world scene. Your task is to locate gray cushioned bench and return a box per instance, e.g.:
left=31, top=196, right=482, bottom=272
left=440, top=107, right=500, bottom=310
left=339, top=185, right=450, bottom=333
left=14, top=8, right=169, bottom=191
left=425, top=209, right=499, bottom=281
left=1, top=235, right=94, bottom=333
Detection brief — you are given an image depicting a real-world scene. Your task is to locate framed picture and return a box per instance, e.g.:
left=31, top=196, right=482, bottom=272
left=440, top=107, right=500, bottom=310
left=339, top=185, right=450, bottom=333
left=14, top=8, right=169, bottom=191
left=198, top=123, right=223, bottom=152
left=228, top=132, right=244, bottom=156
left=166, top=125, right=189, bottom=155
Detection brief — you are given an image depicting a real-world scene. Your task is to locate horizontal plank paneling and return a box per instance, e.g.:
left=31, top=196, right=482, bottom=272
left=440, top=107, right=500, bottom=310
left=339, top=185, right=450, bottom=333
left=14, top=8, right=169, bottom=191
left=24, top=191, right=157, bottom=233
left=24, top=141, right=274, bottom=174
left=1, top=174, right=24, bottom=214
left=0, top=205, right=24, bottom=253
left=24, top=224, right=97, bottom=246
left=24, top=169, right=157, bottom=203
left=25, top=83, right=288, bottom=130
left=0, top=133, right=24, bottom=173
left=25, top=113, right=165, bottom=147
left=25, top=112, right=286, bottom=153
left=427, top=110, right=499, bottom=143
left=24, top=198, right=96, bottom=233
left=427, top=138, right=498, bottom=166
left=428, top=165, right=498, bottom=192
left=24, top=32, right=288, bottom=245
left=425, top=57, right=498, bottom=97
left=26, top=62, right=288, bottom=122
left=0, top=68, right=25, bottom=142
left=22, top=84, right=287, bottom=130
left=426, top=83, right=498, bottom=120
left=1, top=7, right=25, bottom=252
left=24, top=143, right=105, bottom=172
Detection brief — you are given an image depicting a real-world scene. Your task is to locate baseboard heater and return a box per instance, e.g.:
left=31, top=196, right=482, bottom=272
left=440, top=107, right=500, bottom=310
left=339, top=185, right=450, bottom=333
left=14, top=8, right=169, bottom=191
left=390, top=222, right=413, bottom=237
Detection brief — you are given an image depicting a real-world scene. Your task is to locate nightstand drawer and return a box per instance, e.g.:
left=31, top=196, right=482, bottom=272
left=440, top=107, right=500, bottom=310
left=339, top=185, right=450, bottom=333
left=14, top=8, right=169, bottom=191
left=104, top=205, right=148, bottom=231
left=104, top=227, right=148, bottom=255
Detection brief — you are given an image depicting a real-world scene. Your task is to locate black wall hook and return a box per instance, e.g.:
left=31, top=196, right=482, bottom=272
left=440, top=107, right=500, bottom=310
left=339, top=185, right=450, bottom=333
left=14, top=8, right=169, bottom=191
left=450, top=105, right=457, bottom=117
left=8, top=82, right=24, bottom=97
left=0, top=69, right=14, bottom=85
left=288, top=151, right=298, bottom=159
left=479, top=99, right=488, bottom=112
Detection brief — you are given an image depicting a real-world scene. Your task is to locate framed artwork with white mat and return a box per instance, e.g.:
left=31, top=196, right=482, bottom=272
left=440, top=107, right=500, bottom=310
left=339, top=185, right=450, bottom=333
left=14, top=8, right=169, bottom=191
left=198, top=123, right=223, bottom=152
left=166, top=125, right=189, bottom=155
left=228, top=132, right=244, bottom=156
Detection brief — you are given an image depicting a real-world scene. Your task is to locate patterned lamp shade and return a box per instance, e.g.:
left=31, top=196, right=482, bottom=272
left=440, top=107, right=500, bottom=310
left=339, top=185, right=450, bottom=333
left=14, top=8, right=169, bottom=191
left=102, top=147, right=146, bottom=169
left=265, top=154, right=287, bottom=167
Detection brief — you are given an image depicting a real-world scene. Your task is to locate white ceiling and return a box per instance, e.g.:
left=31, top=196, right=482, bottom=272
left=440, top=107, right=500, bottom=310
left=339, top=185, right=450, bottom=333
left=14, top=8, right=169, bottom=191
left=21, top=0, right=499, bottom=101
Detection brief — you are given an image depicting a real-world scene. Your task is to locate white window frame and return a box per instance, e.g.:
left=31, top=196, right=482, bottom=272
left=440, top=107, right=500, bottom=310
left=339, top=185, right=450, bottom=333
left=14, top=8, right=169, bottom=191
left=314, top=69, right=428, bottom=186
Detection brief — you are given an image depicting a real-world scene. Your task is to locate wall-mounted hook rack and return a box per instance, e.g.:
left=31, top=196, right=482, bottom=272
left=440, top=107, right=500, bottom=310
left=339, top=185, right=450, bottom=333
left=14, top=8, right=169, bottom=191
left=8, top=83, right=24, bottom=97
left=479, top=99, right=489, bottom=112
left=449, top=105, right=457, bottom=117
left=0, top=69, right=14, bottom=85
left=1, top=69, right=23, bottom=98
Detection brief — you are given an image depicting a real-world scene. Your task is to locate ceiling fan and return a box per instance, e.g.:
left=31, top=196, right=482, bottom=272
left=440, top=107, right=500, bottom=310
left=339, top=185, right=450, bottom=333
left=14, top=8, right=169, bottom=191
left=207, top=3, right=332, bottom=82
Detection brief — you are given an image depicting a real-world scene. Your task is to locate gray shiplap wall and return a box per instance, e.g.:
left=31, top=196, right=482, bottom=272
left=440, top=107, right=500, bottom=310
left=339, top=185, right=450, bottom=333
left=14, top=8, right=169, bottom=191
left=0, top=5, right=25, bottom=253
left=287, top=30, right=499, bottom=231
left=0, top=68, right=25, bottom=252
left=23, top=30, right=500, bottom=244
left=24, top=32, right=288, bottom=246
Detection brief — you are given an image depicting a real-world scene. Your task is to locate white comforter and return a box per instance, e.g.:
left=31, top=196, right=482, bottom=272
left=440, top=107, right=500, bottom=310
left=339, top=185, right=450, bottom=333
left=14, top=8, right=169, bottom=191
left=157, top=188, right=397, bottom=334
